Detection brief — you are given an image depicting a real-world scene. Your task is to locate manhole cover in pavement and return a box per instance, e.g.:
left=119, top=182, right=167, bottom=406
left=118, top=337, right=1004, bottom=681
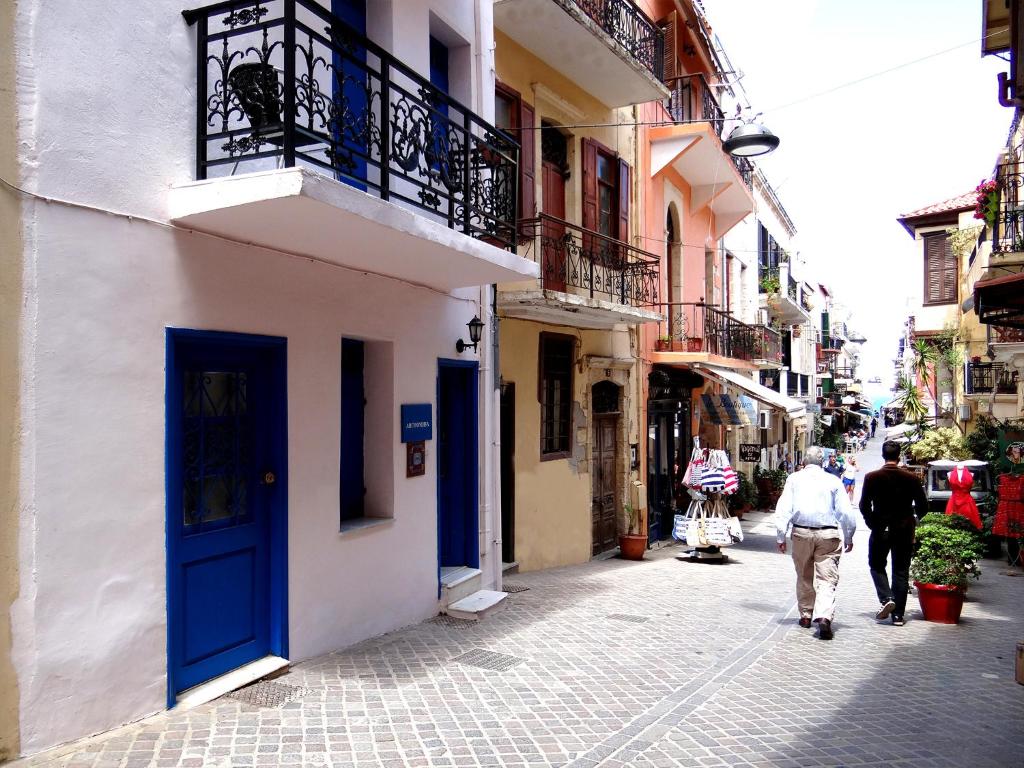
left=452, top=648, right=525, bottom=671
left=228, top=680, right=308, bottom=708
left=606, top=613, right=649, bottom=624
left=501, top=582, right=530, bottom=593
left=429, top=615, right=478, bottom=629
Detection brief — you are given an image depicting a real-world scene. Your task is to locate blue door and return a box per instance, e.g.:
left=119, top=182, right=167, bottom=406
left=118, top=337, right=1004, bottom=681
left=166, top=330, right=287, bottom=703
left=437, top=361, right=479, bottom=569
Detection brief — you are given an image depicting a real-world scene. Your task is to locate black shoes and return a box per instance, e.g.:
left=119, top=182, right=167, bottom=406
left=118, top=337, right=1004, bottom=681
left=816, top=618, right=833, bottom=640
left=892, top=615, right=905, bottom=626
left=799, top=617, right=812, bottom=628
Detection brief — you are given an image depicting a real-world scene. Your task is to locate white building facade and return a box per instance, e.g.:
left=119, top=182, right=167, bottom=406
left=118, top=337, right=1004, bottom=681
left=1, top=0, right=538, bottom=757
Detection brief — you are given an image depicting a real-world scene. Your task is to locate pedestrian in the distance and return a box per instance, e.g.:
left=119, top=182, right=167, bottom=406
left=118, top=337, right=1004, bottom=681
left=775, top=446, right=858, bottom=640
left=870, top=417, right=878, bottom=438
left=825, top=452, right=843, bottom=479
left=842, top=456, right=858, bottom=501
left=859, top=440, right=929, bottom=626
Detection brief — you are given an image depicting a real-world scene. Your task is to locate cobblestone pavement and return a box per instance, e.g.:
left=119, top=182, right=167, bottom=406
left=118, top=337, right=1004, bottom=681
left=19, top=437, right=1024, bottom=768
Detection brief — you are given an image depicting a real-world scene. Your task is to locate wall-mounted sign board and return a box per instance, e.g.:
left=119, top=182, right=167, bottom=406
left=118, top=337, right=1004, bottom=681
left=739, top=443, right=761, bottom=462
left=401, top=403, right=432, bottom=443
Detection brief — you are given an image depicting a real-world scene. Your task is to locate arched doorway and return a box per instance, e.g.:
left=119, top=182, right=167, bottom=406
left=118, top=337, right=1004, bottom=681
left=591, top=380, right=621, bottom=556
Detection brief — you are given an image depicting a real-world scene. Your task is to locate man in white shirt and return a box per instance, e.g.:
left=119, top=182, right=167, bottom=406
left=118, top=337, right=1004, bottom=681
left=775, top=446, right=858, bottom=640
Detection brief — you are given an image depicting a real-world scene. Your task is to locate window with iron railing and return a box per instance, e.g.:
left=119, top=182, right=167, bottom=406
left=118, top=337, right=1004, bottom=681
left=965, top=362, right=1019, bottom=394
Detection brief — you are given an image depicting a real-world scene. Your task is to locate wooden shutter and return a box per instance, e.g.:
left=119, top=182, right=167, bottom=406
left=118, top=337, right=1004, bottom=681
left=662, top=11, right=678, bottom=82
left=924, top=233, right=956, bottom=304
left=617, top=158, right=630, bottom=266
left=518, top=100, right=536, bottom=238
left=581, top=138, right=598, bottom=232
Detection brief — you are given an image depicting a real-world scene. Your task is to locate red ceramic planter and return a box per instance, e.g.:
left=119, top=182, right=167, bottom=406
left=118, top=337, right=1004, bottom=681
left=915, top=581, right=966, bottom=624
left=619, top=534, right=647, bottom=560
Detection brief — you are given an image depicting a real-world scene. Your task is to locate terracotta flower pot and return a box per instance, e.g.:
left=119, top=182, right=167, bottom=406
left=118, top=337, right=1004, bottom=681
left=619, top=534, right=647, bottom=560
left=914, top=581, right=966, bottom=624
left=687, top=338, right=703, bottom=352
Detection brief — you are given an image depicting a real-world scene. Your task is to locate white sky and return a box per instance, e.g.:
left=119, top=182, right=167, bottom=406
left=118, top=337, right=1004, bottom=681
left=705, top=0, right=1011, bottom=406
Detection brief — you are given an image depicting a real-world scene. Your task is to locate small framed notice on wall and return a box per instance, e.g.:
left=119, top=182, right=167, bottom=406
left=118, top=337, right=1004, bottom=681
left=406, top=440, right=426, bottom=477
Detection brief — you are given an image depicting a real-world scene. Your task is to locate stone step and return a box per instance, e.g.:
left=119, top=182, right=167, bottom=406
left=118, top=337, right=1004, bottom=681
left=444, top=590, right=508, bottom=621
left=440, top=566, right=481, bottom=605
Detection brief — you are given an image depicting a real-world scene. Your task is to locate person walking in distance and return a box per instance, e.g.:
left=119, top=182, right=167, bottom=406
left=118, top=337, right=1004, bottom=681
left=859, top=440, right=929, bottom=626
left=775, top=446, right=858, bottom=640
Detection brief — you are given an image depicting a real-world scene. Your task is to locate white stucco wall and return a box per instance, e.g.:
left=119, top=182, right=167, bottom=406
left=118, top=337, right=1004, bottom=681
left=10, top=0, right=502, bottom=755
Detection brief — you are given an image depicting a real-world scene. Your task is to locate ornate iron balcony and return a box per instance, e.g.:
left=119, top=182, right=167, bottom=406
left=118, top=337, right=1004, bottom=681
left=993, top=164, right=1024, bottom=254
left=664, top=73, right=724, bottom=137
left=730, top=155, right=753, bottom=190
left=654, top=302, right=766, bottom=362
left=966, top=362, right=1019, bottom=394
left=518, top=215, right=659, bottom=306
left=572, top=0, right=664, bottom=80
left=184, top=0, right=519, bottom=249
left=754, top=325, right=782, bottom=364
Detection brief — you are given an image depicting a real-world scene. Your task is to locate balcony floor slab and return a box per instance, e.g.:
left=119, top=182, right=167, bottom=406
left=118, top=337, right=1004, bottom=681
left=169, top=167, right=539, bottom=291
left=650, top=351, right=758, bottom=372
left=494, top=0, right=668, bottom=108
left=497, top=289, right=662, bottom=329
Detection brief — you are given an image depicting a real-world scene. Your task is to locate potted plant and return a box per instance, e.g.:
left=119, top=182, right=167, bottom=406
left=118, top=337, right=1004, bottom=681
left=973, top=179, right=999, bottom=226
left=910, top=512, right=984, bottom=623
left=754, top=465, right=787, bottom=509
left=619, top=503, right=647, bottom=560
left=655, top=335, right=672, bottom=352
left=727, top=470, right=755, bottom=517
left=686, top=337, right=703, bottom=352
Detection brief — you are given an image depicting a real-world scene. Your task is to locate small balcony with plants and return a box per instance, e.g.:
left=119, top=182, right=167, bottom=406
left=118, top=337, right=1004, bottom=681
left=498, top=215, right=662, bottom=328
left=649, top=72, right=754, bottom=237
left=170, top=0, right=538, bottom=291
left=493, top=0, right=667, bottom=108
left=651, top=302, right=768, bottom=371
left=759, top=260, right=809, bottom=325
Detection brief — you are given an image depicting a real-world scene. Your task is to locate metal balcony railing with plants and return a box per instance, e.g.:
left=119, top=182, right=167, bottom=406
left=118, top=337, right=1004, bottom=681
left=991, top=164, right=1024, bottom=253
left=754, top=325, right=782, bottom=364
left=573, top=0, right=664, bottom=80
left=758, top=266, right=780, bottom=294
left=834, top=366, right=856, bottom=379
left=965, top=362, right=1019, bottom=394
left=787, top=273, right=798, bottom=303
left=800, top=289, right=813, bottom=313
left=518, top=215, right=659, bottom=306
left=664, top=73, right=724, bottom=138
left=730, top=155, right=753, bottom=190
left=184, top=0, right=519, bottom=249
left=654, top=302, right=763, bottom=361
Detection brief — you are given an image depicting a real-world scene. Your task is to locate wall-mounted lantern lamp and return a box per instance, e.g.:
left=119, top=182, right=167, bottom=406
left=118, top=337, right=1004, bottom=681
left=456, top=315, right=485, bottom=353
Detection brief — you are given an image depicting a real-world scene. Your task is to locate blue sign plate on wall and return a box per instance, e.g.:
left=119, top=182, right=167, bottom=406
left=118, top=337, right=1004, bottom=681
left=401, top=403, right=432, bottom=442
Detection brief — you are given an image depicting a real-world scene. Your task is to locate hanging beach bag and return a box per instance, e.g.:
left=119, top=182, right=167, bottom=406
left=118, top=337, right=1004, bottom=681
left=721, top=465, right=739, bottom=495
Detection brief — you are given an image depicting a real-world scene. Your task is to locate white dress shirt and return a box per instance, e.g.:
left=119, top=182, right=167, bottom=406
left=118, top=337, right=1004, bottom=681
left=774, top=464, right=858, bottom=545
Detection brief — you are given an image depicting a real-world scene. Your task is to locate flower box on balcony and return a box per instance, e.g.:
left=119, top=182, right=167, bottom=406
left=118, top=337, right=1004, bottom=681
left=687, top=338, right=703, bottom=353
left=655, top=339, right=686, bottom=352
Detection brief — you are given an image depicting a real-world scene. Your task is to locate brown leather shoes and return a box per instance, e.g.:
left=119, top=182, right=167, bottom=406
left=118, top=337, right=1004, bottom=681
left=799, top=617, right=812, bottom=628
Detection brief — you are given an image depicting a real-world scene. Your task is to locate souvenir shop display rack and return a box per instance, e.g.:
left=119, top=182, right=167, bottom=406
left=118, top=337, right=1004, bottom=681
left=673, top=439, right=744, bottom=561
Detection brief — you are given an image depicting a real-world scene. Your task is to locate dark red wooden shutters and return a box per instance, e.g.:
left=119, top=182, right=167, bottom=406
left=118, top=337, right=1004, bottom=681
left=617, top=158, right=630, bottom=266
left=518, top=100, right=536, bottom=238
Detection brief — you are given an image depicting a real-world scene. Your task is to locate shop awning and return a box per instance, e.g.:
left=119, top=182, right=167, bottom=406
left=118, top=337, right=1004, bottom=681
left=886, top=422, right=915, bottom=438
left=695, top=364, right=807, bottom=419
left=975, top=271, right=1024, bottom=329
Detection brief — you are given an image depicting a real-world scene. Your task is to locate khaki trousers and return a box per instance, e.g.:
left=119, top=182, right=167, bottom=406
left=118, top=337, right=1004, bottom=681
left=790, top=527, right=843, bottom=622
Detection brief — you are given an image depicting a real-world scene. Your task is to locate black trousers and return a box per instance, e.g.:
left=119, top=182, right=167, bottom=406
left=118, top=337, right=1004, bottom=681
left=868, top=528, right=915, bottom=617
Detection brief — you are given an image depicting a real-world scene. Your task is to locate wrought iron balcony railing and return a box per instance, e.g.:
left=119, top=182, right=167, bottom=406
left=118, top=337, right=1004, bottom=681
left=654, top=302, right=769, bottom=362
left=517, top=215, right=659, bottom=306
left=758, top=265, right=780, bottom=294
left=184, top=0, right=519, bottom=249
left=573, top=0, right=664, bottom=80
left=730, top=155, right=753, bottom=190
left=800, top=288, right=813, bottom=313
left=754, top=325, right=782, bottom=364
left=787, top=273, right=798, bottom=303
left=834, top=366, right=856, bottom=379
left=664, top=73, right=724, bottom=138
left=992, top=164, right=1024, bottom=253
left=965, top=362, right=1019, bottom=394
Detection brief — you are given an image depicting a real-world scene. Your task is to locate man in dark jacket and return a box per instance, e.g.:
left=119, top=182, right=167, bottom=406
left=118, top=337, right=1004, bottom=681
left=859, top=440, right=929, bottom=625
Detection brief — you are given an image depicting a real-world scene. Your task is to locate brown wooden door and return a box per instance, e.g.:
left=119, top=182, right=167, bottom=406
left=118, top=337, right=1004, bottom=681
left=541, top=160, right=566, bottom=292
left=591, top=414, right=618, bottom=555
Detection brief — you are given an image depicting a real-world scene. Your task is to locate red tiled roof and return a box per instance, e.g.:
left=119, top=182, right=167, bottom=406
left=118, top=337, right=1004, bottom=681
left=898, top=192, right=975, bottom=220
